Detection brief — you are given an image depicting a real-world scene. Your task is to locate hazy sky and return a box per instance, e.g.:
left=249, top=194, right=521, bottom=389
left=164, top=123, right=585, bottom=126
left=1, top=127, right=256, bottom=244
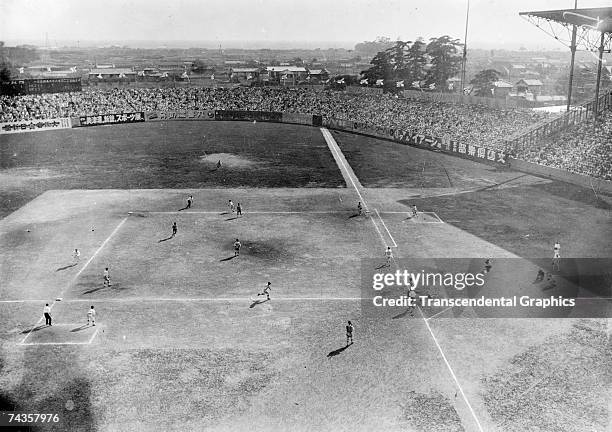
left=0, top=0, right=609, bottom=49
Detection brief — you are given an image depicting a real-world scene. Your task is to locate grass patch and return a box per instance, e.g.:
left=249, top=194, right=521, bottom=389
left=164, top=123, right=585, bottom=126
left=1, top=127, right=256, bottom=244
left=0, top=121, right=343, bottom=219
left=482, top=319, right=611, bottom=432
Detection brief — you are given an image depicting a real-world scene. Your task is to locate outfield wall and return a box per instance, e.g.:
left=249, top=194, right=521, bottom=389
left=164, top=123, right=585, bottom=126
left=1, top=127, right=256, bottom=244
left=6, top=109, right=609, bottom=187
left=0, top=117, right=71, bottom=134
left=321, top=117, right=509, bottom=166
left=509, top=158, right=612, bottom=194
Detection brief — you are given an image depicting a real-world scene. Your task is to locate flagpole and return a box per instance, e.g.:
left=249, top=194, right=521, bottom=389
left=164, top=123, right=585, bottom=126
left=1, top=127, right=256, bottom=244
left=459, top=0, right=470, bottom=98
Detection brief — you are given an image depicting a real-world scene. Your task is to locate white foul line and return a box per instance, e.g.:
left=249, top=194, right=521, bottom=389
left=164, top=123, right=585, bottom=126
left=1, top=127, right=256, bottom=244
left=320, top=128, right=366, bottom=207
left=425, top=306, right=454, bottom=321
left=374, top=209, right=398, bottom=247
left=19, top=216, right=128, bottom=345
left=88, top=327, right=100, bottom=344
left=419, top=307, right=484, bottom=432
left=137, top=211, right=354, bottom=215
left=21, top=341, right=94, bottom=346
left=319, top=128, right=483, bottom=432
left=10, top=297, right=368, bottom=304
left=320, top=127, right=389, bottom=248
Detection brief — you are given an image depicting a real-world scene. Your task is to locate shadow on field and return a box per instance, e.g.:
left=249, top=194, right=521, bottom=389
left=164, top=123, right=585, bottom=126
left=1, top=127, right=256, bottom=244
left=327, top=344, right=351, bottom=358
left=56, top=263, right=78, bottom=271
left=347, top=214, right=360, bottom=219
left=71, top=324, right=90, bottom=332
left=220, top=255, right=236, bottom=262
left=0, top=357, right=20, bottom=412
left=2, top=348, right=95, bottom=431
left=249, top=298, right=270, bottom=308
left=83, top=286, right=106, bottom=295
left=21, top=324, right=47, bottom=334
left=158, top=235, right=174, bottom=243
left=225, top=216, right=239, bottom=221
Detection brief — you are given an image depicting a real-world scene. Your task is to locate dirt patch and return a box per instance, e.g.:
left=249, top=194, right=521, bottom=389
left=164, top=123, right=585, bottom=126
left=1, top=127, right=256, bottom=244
left=0, top=168, right=65, bottom=188
left=240, top=240, right=290, bottom=261
left=399, top=391, right=464, bottom=432
left=482, top=319, right=611, bottom=432
left=199, top=153, right=261, bottom=169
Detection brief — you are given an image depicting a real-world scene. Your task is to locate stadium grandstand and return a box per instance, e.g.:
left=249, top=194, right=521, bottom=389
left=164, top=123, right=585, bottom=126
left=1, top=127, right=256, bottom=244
left=1, top=86, right=610, bottom=179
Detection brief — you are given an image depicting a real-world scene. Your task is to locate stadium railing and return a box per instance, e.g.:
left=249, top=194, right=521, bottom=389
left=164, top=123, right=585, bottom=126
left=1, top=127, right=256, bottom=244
left=504, top=91, right=612, bottom=152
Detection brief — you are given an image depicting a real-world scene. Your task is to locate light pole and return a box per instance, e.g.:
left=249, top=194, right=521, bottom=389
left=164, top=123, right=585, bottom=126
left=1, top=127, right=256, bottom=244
left=459, top=0, right=470, bottom=97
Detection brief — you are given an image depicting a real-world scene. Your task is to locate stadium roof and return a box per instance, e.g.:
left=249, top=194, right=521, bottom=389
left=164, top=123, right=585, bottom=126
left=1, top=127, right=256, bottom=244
left=519, top=7, right=612, bottom=30
left=266, top=66, right=307, bottom=73
left=519, top=7, right=612, bottom=54
left=88, top=68, right=135, bottom=75
left=516, top=79, right=543, bottom=86
left=230, top=68, right=259, bottom=73
left=493, top=80, right=513, bottom=88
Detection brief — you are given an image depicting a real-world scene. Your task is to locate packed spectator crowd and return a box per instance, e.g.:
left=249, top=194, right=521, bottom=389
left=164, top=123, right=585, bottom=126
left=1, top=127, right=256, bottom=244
left=513, top=109, right=612, bottom=180
left=1, top=86, right=609, bottom=179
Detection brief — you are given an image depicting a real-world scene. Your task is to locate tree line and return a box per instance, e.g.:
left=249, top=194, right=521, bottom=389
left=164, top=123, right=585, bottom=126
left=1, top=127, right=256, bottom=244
left=359, top=36, right=463, bottom=93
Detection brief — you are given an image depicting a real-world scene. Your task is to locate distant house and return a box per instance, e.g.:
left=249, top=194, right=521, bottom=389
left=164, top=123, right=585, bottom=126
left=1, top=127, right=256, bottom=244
left=516, top=79, right=543, bottom=95
left=88, top=68, right=136, bottom=80
left=230, top=67, right=260, bottom=81
left=446, top=76, right=461, bottom=92
left=493, top=80, right=514, bottom=98
left=307, top=69, right=329, bottom=82
left=265, top=66, right=308, bottom=85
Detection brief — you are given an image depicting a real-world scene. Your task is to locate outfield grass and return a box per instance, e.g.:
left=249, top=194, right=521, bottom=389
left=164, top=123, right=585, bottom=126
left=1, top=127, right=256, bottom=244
left=411, top=181, right=611, bottom=259
left=334, top=131, right=611, bottom=259
left=0, top=121, right=344, bottom=219
left=331, top=130, right=516, bottom=190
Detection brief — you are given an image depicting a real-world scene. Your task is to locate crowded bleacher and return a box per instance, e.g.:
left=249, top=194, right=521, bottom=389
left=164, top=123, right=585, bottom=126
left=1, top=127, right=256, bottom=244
left=1, top=87, right=610, bottom=179
left=513, top=109, right=612, bottom=180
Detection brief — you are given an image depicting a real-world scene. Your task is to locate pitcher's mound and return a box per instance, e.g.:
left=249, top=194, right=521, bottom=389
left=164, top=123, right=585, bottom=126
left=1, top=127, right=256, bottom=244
left=199, top=153, right=260, bottom=168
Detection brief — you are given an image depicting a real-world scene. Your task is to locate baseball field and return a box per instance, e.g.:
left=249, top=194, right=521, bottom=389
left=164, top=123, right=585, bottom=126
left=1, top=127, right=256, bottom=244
left=0, top=121, right=609, bottom=432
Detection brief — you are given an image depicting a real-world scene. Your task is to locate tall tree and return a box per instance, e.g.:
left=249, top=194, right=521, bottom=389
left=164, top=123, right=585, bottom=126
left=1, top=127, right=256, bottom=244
left=470, top=69, right=500, bottom=97
left=402, top=38, right=427, bottom=85
left=425, top=35, right=462, bottom=91
left=0, top=63, right=12, bottom=83
left=360, top=50, right=393, bottom=85
left=385, top=40, right=410, bottom=76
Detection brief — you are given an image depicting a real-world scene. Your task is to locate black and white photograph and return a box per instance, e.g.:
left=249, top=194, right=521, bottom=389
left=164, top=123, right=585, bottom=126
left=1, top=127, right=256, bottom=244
left=0, top=1, right=610, bottom=431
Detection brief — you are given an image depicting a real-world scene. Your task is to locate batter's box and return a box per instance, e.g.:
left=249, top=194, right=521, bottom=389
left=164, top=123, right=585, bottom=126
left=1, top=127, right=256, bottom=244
left=20, top=323, right=99, bottom=346
left=407, top=212, right=444, bottom=224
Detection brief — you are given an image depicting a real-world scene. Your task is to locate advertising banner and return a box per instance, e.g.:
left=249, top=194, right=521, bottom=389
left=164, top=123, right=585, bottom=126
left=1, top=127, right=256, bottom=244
left=214, top=110, right=282, bottom=122
left=0, top=118, right=72, bottom=134
left=146, top=110, right=215, bottom=121
left=78, top=112, right=145, bottom=127
left=323, top=116, right=508, bottom=165
left=322, top=117, right=352, bottom=130
left=281, top=112, right=313, bottom=126
left=389, top=129, right=508, bottom=165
